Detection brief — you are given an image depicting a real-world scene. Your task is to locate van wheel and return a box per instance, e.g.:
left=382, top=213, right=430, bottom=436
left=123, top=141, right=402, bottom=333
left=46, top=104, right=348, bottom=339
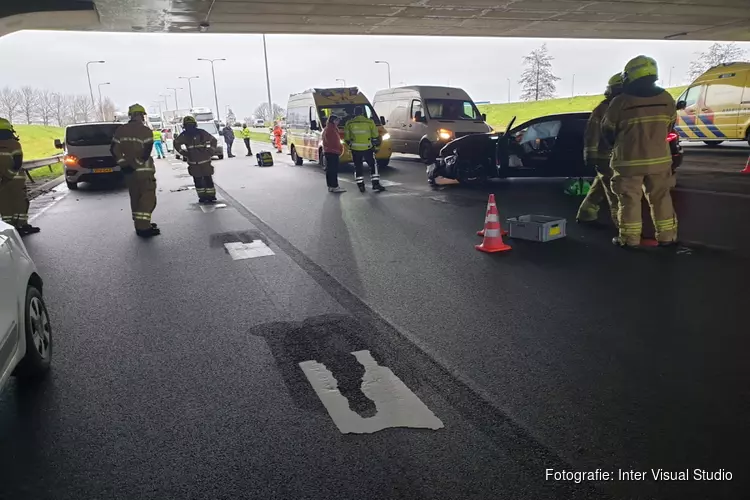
left=703, top=140, right=724, bottom=146
left=291, top=146, right=303, bottom=166
left=66, top=181, right=78, bottom=190
left=318, top=149, right=327, bottom=170
left=376, top=159, right=390, bottom=168
left=419, top=141, right=435, bottom=163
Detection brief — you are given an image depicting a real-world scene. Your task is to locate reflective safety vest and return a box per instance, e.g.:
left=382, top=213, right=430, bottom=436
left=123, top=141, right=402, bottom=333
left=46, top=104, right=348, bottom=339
left=602, top=89, right=676, bottom=174
left=240, top=128, right=251, bottom=139
left=583, top=99, right=612, bottom=165
left=344, top=115, right=378, bottom=151
left=153, top=130, right=162, bottom=142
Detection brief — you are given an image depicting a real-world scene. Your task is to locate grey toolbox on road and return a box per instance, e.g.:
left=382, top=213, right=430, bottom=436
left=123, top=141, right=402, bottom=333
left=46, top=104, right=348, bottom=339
left=506, top=215, right=566, bottom=242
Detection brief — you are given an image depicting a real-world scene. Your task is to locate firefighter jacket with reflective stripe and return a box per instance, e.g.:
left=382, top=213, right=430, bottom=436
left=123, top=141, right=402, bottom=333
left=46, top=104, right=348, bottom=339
left=174, top=129, right=217, bottom=166
left=584, top=99, right=612, bottom=164
left=153, top=130, right=163, bottom=142
left=602, top=89, right=676, bottom=174
left=112, top=120, right=155, bottom=170
left=240, top=128, right=251, bottom=139
left=344, top=115, right=378, bottom=151
left=0, top=138, right=23, bottom=182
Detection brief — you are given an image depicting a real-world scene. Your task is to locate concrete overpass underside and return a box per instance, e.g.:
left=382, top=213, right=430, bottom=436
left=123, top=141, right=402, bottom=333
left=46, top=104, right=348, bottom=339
left=1, top=0, right=749, bottom=40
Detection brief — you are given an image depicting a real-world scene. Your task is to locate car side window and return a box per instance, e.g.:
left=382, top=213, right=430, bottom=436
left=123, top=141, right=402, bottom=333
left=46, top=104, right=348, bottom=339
left=411, top=100, right=422, bottom=119
left=682, top=86, right=701, bottom=108
left=515, top=120, right=562, bottom=150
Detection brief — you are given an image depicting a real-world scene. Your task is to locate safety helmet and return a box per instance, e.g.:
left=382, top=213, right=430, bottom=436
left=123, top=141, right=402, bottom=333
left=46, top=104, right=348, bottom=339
left=0, top=117, right=13, bottom=131
left=605, top=72, right=625, bottom=97
left=622, top=55, right=658, bottom=84
left=128, top=103, right=147, bottom=116
left=183, top=115, right=197, bottom=126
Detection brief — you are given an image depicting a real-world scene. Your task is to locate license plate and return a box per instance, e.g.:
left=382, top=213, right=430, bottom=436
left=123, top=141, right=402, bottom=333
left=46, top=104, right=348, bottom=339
left=93, top=168, right=113, bottom=174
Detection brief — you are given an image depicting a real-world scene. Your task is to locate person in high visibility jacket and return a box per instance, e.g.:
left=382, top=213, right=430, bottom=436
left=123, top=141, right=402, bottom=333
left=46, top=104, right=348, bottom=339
left=0, top=118, right=39, bottom=235
left=174, top=115, right=218, bottom=204
left=602, top=55, right=678, bottom=248
left=152, top=128, right=165, bottom=159
left=343, top=106, right=385, bottom=193
left=240, top=123, right=252, bottom=156
left=111, top=103, right=160, bottom=238
left=272, top=122, right=283, bottom=153
left=576, top=73, right=624, bottom=226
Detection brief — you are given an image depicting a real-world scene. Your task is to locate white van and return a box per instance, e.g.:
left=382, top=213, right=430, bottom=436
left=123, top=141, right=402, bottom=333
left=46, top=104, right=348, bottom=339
left=173, top=120, right=224, bottom=161
left=373, top=86, right=491, bottom=161
left=54, top=122, right=124, bottom=190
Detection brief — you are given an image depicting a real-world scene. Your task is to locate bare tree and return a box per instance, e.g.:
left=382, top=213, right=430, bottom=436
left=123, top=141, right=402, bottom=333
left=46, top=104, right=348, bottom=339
left=519, top=43, right=561, bottom=102
left=253, top=102, right=285, bottom=122
left=99, top=96, right=116, bottom=122
left=0, top=87, right=21, bottom=123
left=688, top=42, right=748, bottom=81
left=18, top=86, right=39, bottom=124
left=38, top=89, right=56, bottom=126
left=73, top=95, right=95, bottom=123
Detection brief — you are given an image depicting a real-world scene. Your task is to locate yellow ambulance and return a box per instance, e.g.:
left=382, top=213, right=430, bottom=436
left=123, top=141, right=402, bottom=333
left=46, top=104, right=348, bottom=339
left=675, top=62, right=750, bottom=146
left=286, top=87, right=393, bottom=168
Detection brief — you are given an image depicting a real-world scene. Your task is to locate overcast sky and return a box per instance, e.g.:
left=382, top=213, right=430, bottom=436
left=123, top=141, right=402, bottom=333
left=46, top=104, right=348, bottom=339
left=1, top=30, right=748, bottom=120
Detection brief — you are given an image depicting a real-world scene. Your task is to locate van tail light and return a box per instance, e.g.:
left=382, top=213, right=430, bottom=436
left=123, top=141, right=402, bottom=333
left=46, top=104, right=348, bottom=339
left=666, top=132, right=678, bottom=142
left=63, top=154, right=79, bottom=166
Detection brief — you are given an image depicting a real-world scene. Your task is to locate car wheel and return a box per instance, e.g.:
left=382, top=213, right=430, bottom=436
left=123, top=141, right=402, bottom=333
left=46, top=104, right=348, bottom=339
left=292, top=146, right=304, bottom=166
left=175, top=154, right=181, bottom=160
left=703, top=140, right=724, bottom=146
left=376, top=159, right=390, bottom=168
left=15, top=286, right=52, bottom=379
left=218, top=155, right=224, bottom=160
left=419, top=141, right=435, bottom=163
left=66, top=181, right=78, bottom=190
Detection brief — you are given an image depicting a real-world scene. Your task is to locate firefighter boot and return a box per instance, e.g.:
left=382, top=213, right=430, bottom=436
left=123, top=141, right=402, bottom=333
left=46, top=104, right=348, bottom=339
left=358, top=182, right=366, bottom=193
left=18, top=224, right=41, bottom=236
left=136, top=227, right=161, bottom=238
left=372, top=181, right=386, bottom=192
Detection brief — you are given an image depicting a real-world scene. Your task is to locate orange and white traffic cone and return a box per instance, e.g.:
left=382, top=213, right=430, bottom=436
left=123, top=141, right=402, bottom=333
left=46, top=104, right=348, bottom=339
left=741, top=155, right=750, bottom=175
left=477, top=195, right=508, bottom=237
left=475, top=194, right=511, bottom=253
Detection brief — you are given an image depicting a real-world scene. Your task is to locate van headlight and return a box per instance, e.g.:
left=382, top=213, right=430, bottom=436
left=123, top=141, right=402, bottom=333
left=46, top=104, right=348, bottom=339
left=438, top=128, right=453, bottom=141
left=382, top=133, right=391, bottom=141
left=444, top=154, right=457, bottom=166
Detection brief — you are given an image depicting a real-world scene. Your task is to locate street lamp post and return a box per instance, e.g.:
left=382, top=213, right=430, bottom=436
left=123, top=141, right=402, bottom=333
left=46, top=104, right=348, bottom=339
left=159, top=94, right=170, bottom=112
left=167, top=87, right=182, bottom=111
left=178, top=76, right=199, bottom=108
left=197, top=58, right=226, bottom=122
left=572, top=74, right=576, bottom=97
left=336, top=78, right=346, bottom=88
left=262, top=35, right=274, bottom=124
left=374, top=60, right=391, bottom=88
left=669, top=66, right=675, bottom=87
left=86, top=60, right=105, bottom=108
left=506, top=78, right=511, bottom=103
left=97, top=82, right=110, bottom=121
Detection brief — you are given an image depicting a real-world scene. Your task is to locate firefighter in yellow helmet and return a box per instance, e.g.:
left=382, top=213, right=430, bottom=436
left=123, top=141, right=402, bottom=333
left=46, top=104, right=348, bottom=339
left=344, top=106, right=385, bottom=193
left=0, top=118, right=39, bottom=235
left=173, top=115, right=218, bottom=203
left=602, top=56, right=678, bottom=248
left=111, top=104, right=160, bottom=237
left=576, top=73, right=624, bottom=226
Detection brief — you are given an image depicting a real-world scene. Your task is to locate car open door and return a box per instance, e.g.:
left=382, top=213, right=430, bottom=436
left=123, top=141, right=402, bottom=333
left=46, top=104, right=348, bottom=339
left=499, top=118, right=561, bottom=177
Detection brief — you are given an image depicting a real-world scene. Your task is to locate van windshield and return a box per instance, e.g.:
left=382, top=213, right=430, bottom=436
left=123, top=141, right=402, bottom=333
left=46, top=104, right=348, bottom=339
left=425, top=99, right=482, bottom=121
left=318, top=104, right=379, bottom=126
left=197, top=122, right=219, bottom=135
left=66, top=124, right=122, bottom=146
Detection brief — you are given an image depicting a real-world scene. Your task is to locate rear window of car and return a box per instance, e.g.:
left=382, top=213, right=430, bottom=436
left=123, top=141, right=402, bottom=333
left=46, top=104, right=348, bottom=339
left=66, top=124, right=122, bottom=146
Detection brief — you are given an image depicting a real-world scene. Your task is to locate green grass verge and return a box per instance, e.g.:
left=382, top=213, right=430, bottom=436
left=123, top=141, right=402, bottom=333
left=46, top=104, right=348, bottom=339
left=479, top=86, right=687, bottom=130
left=234, top=129, right=271, bottom=143
left=14, top=125, right=65, bottom=160
left=28, top=161, right=63, bottom=182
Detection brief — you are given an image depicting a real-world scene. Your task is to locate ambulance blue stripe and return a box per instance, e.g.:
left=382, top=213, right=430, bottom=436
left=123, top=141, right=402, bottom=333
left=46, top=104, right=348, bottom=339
left=697, top=115, right=726, bottom=138
left=674, top=126, right=690, bottom=138
left=680, top=115, right=707, bottom=138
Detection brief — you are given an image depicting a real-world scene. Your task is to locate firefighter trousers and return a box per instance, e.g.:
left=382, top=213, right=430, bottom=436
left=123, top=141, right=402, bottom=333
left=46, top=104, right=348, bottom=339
left=352, top=149, right=380, bottom=186
left=576, top=164, right=618, bottom=225
left=0, top=174, right=29, bottom=228
left=188, top=163, right=215, bottom=200
left=125, top=172, right=157, bottom=231
left=611, top=168, right=677, bottom=246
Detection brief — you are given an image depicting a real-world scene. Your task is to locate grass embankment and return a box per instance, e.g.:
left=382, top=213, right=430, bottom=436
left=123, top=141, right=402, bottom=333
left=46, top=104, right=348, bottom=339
left=479, top=86, right=687, bottom=130
left=13, top=125, right=65, bottom=182
left=234, top=129, right=271, bottom=143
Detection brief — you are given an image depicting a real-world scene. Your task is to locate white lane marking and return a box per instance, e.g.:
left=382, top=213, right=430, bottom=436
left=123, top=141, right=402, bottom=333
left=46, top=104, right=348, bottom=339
left=199, top=203, right=227, bottom=213
left=674, top=187, right=750, bottom=200
left=299, top=350, right=444, bottom=434
left=378, top=179, right=401, bottom=187
left=224, top=240, right=275, bottom=260
left=28, top=184, right=70, bottom=223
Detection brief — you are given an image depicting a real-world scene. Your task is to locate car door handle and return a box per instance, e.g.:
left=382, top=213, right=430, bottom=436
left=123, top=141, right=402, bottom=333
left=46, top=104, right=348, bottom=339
left=700, top=108, right=709, bottom=112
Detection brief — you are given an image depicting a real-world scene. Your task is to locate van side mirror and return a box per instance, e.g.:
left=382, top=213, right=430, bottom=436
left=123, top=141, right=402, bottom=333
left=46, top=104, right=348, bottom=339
left=676, top=100, right=687, bottom=111
left=414, top=111, right=425, bottom=122
left=380, top=115, right=386, bottom=125
left=481, top=113, right=487, bottom=122
left=54, top=139, right=63, bottom=149
left=310, top=119, right=318, bottom=130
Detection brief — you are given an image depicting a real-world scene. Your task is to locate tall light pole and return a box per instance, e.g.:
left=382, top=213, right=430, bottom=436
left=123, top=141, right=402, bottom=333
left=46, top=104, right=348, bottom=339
left=167, top=87, right=182, bottom=111
left=374, top=60, right=391, bottom=88
left=178, top=76, right=199, bottom=108
left=198, top=58, right=226, bottom=122
left=572, top=74, right=576, bottom=97
left=506, top=78, right=511, bottom=103
left=86, top=60, right=105, bottom=108
left=97, top=82, right=110, bottom=121
left=668, top=66, right=675, bottom=87
left=152, top=101, right=163, bottom=115
left=159, top=94, right=170, bottom=112
left=262, top=34, right=274, bottom=124
left=336, top=78, right=346, bottom=87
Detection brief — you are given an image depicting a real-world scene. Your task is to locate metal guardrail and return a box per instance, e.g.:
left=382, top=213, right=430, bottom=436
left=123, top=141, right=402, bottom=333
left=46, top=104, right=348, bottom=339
left=21, top=154, right=64, bottom=183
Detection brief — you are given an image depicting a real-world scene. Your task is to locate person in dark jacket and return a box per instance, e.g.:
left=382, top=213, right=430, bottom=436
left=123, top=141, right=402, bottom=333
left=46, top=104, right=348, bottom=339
left=221, top=124, right=235, bottom=158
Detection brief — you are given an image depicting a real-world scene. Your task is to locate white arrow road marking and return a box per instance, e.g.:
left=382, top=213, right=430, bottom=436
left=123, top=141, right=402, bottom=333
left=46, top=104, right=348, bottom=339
left=299, top=350, right=444, bottom=434
left=199, top=203, right=227, bottom=213
left=224, top=240, right=275, bottom=260
left=378, top=179, right=401, bottom=187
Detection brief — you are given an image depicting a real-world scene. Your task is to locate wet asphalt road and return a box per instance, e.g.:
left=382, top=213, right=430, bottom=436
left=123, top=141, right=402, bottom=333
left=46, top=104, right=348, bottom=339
left=0, top=144, right=748, bottom=500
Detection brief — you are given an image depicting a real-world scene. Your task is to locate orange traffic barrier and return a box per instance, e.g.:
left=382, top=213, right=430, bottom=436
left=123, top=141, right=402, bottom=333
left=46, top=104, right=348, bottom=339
left=741, top=155, right=750, bottom=175
left=475, top=194, right=511, bottom=253
left=477, top=196, right=508, bottom=237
